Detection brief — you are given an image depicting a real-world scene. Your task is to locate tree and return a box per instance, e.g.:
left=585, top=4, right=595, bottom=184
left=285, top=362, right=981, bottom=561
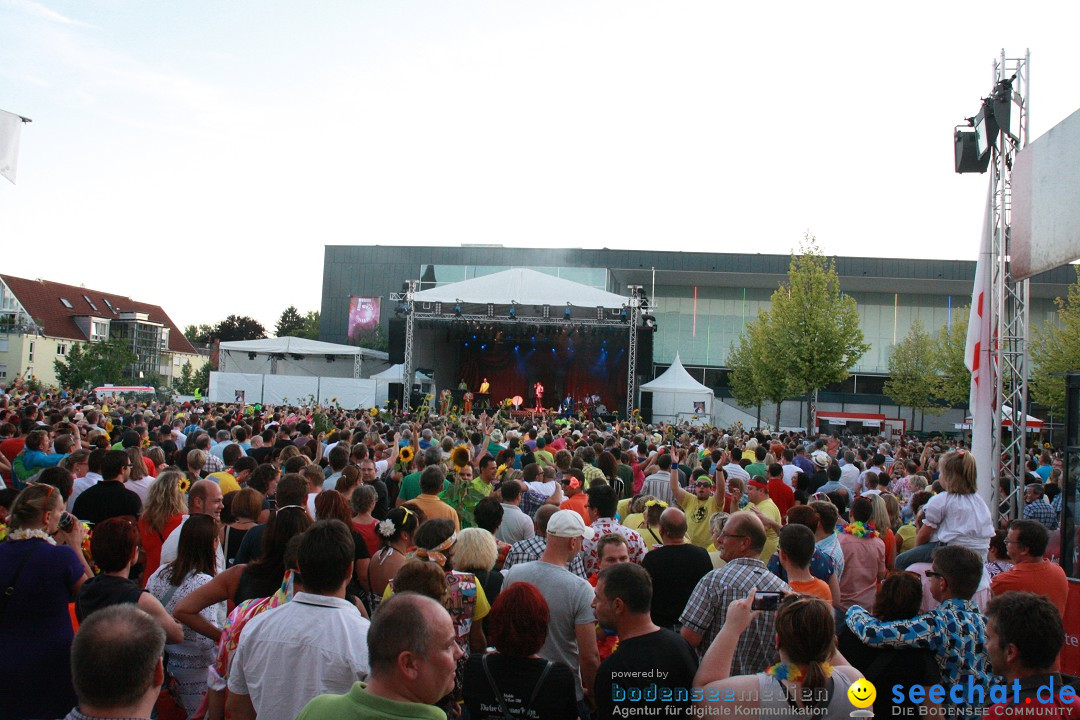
left=299, top=310, right=320, bottom=340
left=275, top=306, right=305, bottom=337
left=1031, top=267, right=1080, bottom=417
left=174, top=360, right=196, bottom=394
left=935, top=309, right=970, bottom=408
left=351, top=323, right=388, bottom=352
left=183, top=324, right=214, bottom=344
left=885, top=319, right=945, bottom=427
left=194, top=363, right=211, bottom=394
left=764, top=236, right=870, bottom=432
left=53, top=338, right=137, bottom=390
left=213, top=315, right=266, bottom=342
left=728, top=336, right=765, bottom=428
left=729, top=319, right=796, bottom=430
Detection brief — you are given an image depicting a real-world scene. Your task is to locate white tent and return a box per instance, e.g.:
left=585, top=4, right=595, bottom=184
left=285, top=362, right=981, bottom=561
left=219, top=336, right=389, bottom=378
left=411, top=268, right=627, bottom=308
left=640, top=354, right=715, bottom=423
left=371, top=364, right=434, bottom=406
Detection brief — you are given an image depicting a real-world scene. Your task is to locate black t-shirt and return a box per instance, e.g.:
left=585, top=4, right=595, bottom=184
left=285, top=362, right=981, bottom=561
left=837, top=625, right=941, bottom=717
left=72, top=480, right=142, bottom=525
left=75, top=574, right=144, bottom=621
left=594, top=629, right=699, bottom=720
left=235, top=523, right=267, bottom=565
left=462, top=654, right=578, bottom=720
left=640, top=544, right=713, bottom=629
left=247, top=446, right=272, bottom=464
left=369, top=479, right=389, bottom=521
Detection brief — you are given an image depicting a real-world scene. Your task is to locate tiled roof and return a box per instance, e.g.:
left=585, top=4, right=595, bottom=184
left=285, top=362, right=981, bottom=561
left=0, top=274, right=199, bottom=355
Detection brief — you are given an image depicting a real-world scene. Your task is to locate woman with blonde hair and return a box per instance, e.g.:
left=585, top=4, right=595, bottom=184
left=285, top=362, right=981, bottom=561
left=145, top=445, right=167, bottom=475
left=696, top=593, right=864, bottom=718
left=895, top=450, right=993, bottom=569
left=453, top=527, right=503, bottom=609
left=124, top=446, right=154, bottom=504
left=868, top=494, right=896, bottom=571
left=139, top=469, right=188, bottom=586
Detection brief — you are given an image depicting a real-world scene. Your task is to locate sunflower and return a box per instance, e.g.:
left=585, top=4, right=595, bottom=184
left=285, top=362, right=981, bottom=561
left=450, top=445, right=471, bottom=470
left=370, top=407, right=379, bottom=417
left=400, top=446, right=415, bottom=464
left=177, top=476, right=191, bottom=494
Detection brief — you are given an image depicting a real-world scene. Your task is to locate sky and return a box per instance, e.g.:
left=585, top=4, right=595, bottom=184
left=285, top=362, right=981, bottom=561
left=1, top=1, right=1079, bottom=333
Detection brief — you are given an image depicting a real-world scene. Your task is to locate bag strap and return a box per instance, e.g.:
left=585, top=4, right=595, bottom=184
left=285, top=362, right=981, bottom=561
left=158, top=569, right=195, bottom=610
left=527, top=660, right=554, bottom=707
left=0, top=543, right=42, bottom=622
left=481, top=655, right=515, bottom=720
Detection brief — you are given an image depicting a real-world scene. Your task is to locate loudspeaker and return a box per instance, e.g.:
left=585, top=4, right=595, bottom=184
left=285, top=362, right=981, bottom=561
left=388, top=319, right=405, bottom=364
left=409, top=389, right=426, bottom=410
left=388, top=382, right=404, bottom=407
left=955, top=128, right=990, bottom=174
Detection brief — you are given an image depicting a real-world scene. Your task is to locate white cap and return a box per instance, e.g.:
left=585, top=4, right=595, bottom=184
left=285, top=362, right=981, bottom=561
left=545, top=510, right=595, bottom=541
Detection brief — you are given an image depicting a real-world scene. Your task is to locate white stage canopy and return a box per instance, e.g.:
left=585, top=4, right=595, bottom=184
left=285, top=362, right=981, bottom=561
left=640, top=354, right=715, bottom=422
left=411, top=268, right=627, bottom=308
left=219, top=336, right=389, bottom=379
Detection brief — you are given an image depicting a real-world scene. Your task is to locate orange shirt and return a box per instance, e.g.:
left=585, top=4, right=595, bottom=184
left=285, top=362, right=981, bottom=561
left=990, top=559, right=1069, bottom=616
left=410, top=493, right=461, bottom=532
left=560, top=493, right=590, bottom=525
left=790, top=577, right=832, bottom=602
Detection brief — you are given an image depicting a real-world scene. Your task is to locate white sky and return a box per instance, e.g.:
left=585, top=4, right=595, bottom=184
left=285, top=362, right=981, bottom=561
left=2, top=1, right=1078, bottom=332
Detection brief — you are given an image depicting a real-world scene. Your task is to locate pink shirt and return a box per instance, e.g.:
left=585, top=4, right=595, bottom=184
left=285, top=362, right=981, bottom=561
left=837, top=532, right=885, bottom=610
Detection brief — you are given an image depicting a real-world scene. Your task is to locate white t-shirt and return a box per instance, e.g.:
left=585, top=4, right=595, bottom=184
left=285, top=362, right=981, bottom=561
left=780, top=463, right=800, bottom=488
left=922, top=491, right=994, bottom=556
left=160, top=515, right=226, bottom=573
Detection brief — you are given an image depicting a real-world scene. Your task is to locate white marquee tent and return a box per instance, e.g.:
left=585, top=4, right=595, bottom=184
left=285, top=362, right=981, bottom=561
left=371, top=364, right=434, bottom=406
left=640, top=354, right=715, bottom=423
left=410, top=267, right=628, bottom=307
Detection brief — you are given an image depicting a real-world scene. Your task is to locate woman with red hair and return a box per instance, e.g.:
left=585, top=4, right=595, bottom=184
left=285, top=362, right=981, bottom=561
left=462, top=582, right=577, bottom=720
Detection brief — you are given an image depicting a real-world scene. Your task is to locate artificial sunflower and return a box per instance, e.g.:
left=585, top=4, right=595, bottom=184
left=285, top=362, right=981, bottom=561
left=450, top=445, right=471, bottom=470
left=400, top=446, right=415, bottom=464
left=177, top=476, right=191, bottom=494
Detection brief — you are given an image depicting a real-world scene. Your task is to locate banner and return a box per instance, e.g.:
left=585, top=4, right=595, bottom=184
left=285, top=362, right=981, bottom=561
left=347, top=296, right=381, bottom=340
left=966, top=179, right=995, bottom=505
left=0, top=109, right=24, bottom=184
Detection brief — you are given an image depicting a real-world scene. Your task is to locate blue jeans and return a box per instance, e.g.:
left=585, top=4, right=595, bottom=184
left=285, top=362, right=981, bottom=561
left=894, top=541, right=941, bottom=570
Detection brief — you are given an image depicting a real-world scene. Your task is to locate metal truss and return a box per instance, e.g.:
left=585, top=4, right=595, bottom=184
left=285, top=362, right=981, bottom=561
left=991, top=50, right=1031, bottom=520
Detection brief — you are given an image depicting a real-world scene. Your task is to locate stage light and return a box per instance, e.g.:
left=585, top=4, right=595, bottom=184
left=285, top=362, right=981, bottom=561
left=481, top=344, right=487, bottom=350
left=992, top=78, right=1022, bottom=143
left=596, top=306, right=604, bottom=320
left=325, top=354, right=335, bottom=363
left=248, top=352, right=257, bottom=360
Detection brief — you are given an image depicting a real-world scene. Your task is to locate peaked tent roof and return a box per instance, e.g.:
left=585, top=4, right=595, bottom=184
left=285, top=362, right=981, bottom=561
left=411, top=268, right=627, bottom=308
left=640, top=354, right=711, bottom=393
left=0, top=274, right=198, bottom=355
left=370, top=363, right=432, bottom=383
left=219, top=337, right=388, bottom=359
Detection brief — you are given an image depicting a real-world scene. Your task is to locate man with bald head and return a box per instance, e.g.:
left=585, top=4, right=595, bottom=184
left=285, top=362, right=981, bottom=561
left=678, top=512, right=790, bottom=670
left=641, top=508, right=713, bottom=631
left=160, top=479, right=225, bottom=570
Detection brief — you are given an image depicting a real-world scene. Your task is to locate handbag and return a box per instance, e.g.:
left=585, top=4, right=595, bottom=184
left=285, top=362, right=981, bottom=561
left=481, top=654, right=553, bottom=720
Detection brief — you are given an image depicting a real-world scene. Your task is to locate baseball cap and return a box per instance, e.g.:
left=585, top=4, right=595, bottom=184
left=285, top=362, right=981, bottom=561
left=545, top=510, right=595, bottom=540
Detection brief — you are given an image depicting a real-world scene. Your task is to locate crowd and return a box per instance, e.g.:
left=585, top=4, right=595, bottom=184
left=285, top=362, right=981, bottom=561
left=0, top=383, right=1076, bottom=720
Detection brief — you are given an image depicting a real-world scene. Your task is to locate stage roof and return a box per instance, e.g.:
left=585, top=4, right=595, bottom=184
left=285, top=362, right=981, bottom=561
left=220, top=336, right=388, bottom=359
left=411, top=268, right=628, bottom=308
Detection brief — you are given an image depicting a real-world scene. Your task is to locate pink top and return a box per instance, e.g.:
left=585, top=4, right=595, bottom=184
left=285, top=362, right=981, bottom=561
left=837, top=532, right=885, bottom=610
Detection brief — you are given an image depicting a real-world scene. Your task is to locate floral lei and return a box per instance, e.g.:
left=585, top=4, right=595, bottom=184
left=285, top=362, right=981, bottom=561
left=765, top=662, right=833, bottom=683
left=7, top=528, right=56, bottom=544
left=841, top=521, right=879, bottom=539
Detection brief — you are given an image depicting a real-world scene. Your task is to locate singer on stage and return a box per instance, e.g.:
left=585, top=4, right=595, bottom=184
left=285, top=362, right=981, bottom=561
left=533, top=381, right=544, bottom=411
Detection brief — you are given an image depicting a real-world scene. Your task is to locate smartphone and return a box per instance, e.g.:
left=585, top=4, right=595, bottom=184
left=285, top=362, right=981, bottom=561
left=751, top=591, right=782, bottom=611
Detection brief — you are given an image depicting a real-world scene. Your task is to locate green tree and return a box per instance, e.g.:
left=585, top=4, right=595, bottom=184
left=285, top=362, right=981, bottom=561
left=1031, top=267, right=1080, bottom=416
left=184, top=324, right=214, bottom=344
left=765, top=235, right=870, bottom=432
left=728, top=336, right=765, bottom=428
left=53, top=338, right=137, bottom=389
left=885, top=319, right=945, bottom=427
left=194, top=363, right=211, bottom=394
left=935, top=309, right=970, bottom=408
left=275, top=306, right=305, bottom=337
left=213, top=315, right=266, bottom=342
left=174, top=360, right=195, bottom=394
left=299, top=310, right=321, bottom=340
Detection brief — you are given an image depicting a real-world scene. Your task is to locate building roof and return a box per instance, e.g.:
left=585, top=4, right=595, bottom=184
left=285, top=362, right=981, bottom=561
left=0, top=274, right=199, bottom=355
left=219, top=336, right=387, bottom=358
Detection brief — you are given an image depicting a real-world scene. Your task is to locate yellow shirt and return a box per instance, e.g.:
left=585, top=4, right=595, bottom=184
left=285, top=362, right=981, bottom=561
left=621, top=512, right=645, bottom=531
left=207, top=471, right=242, bottom=495
left=616, top=498, right=633, bottom=522
left=679, top=493, right=721, bottom=548
left=410, top=493, right=461, bottom=532
left=751, top=498, right=781, bottom=562
left=896, top=523, right=917, bottom=553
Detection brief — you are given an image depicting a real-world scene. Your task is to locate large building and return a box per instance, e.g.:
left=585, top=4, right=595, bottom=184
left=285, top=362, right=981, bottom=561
left=0, top=274, right=206, bottom=389
left=320, top=246, right=1074, bottom=432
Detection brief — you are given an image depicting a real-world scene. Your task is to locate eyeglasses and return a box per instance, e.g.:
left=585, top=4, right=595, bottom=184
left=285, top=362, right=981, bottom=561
left=924, top=570, right=944, bottom=579
left=719, top=532, right=748, bottom=541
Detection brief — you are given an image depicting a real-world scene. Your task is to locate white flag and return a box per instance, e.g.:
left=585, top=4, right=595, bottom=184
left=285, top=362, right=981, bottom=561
left=0, top=109, right=24, bottom=184
left=965, top=179, right=995, bottom=505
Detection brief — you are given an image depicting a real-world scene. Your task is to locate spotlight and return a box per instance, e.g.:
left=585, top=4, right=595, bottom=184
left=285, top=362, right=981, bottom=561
left=596, top=306, right=604, bottom=320
left=955, top=125, right=989, bottom=174
left=248, top=352, right=257, bottom=360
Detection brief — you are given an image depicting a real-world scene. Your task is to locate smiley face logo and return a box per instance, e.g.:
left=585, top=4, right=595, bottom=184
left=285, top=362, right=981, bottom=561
left=847, top=678, right=876, bottom=709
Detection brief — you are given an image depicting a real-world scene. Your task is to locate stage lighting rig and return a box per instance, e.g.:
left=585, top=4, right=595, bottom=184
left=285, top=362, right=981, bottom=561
left=642, top=314, right=657, bottom=331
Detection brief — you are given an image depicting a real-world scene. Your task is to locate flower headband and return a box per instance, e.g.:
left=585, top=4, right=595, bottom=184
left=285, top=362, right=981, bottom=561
left=644, top=500, right=668, bottom=509
left=408, top=532, right=457, bottom=567
left=378, top=507, right=414, bottom=538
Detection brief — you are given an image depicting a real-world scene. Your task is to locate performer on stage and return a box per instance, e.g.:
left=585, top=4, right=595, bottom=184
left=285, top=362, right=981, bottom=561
left=463, top=391, right=473, bottom=414
left=562, top=394, right=574, bottom=419
left=479, top=377, right=490, bottom=394
left=533, top=381, right=544, bottom=411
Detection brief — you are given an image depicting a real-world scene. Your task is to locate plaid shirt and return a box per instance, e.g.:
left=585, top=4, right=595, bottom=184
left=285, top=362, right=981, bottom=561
left=581, top=518, right=646, bottom=575
left=502, top=536, right=588, bottom=579
left=817, top=532, right=845, bottom=579
left=202, top=452, right=226, bottom=474
left=679, top=557, right=791, bottom=673
left=846, top=598, right=997, bottom=696
left=1023, top=499, right=1059, bottom=530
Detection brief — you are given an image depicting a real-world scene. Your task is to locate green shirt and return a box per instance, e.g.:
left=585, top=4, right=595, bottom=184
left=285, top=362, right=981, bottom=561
left=399, top=471, right=450, bottom=502
left=297, top=682, right=446, bottom=720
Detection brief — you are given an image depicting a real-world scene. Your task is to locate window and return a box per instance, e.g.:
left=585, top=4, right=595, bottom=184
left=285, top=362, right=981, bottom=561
left=83, top=294, right=98, bottom=311
left=0, top=365, right=6, bottom=379
left=0, top=337, right=7, bottom=352
left=56, top=343, right=67, bottom=356
left=160, top=328, right=170, bottom=350
left=103, top=297, right=113, bottom=311
left=60, top=297, right=73, bottom=309
left=28, top=341, right=34, bottom=362
left=91, top=321, right=109, bottom=342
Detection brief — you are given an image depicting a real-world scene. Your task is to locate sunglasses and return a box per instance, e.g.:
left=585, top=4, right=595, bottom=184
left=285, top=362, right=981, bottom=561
left=924, top=570, right=944, bottom=579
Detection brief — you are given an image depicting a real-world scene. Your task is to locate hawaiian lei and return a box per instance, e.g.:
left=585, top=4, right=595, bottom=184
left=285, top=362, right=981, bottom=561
left=765, top=662, right=834, bottom=683
left=840, top=521, right=880, bottom=539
